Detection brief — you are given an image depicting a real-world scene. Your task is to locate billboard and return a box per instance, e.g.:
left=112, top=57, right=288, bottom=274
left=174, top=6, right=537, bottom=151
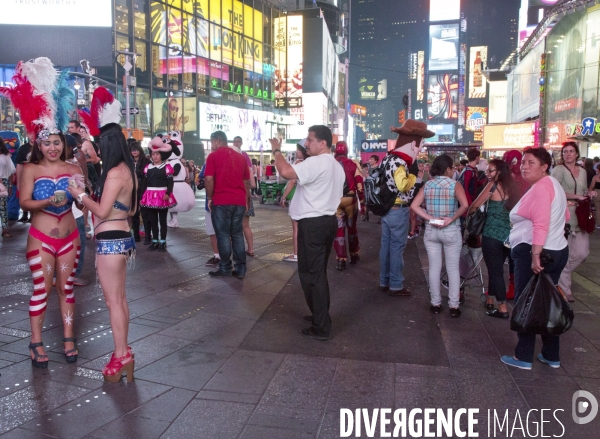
left=198, top=102, right=270, bottom=151
left=430, top=0, right=461, bottom=22
left=151, top=0, right=263, bottom=74
left=429, top=24, right=459, bottom=71
left=360, top=139, right=389, bottom=164
left=1, top=0, right=112, bottom=27
left=274, top=15, right=303, bottom=108
left=426, top=124, right=455, bottom=143
left=427, top=73, right=459, bottom=120
left=508, top=42, right=543, bottom=122
left=153, top=97, right=197, bottom=135
left=466, top=107, right=488, bottom=132
left=489, top=81, right=508, bottom=124
left=417, top=51, right=425, bottom=101
left=483, top=122, right=537, bottom=150
left=350, top=105, right=367, bottom=117
left=409, top=53, right=418, bottom=79
left=469, top=46, right=488, bottom=99
left=359, top=78, right=387, bottom=100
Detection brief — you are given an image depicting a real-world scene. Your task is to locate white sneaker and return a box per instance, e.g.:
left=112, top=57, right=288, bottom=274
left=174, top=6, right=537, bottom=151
left=167, top=219, right=179, bottom=228
left=282, top=254, right=298, bottom=262
left=596, top=225, right=600, bottom=229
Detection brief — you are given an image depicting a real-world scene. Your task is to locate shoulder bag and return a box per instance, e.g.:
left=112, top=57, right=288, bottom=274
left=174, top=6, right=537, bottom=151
left=564, top=166, right=595, bottom=234
left=465, top=183, right=497, bottom=237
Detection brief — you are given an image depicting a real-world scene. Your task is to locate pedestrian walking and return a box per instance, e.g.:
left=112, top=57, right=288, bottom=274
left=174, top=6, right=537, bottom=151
left=552, top=141, right=591, bottom=302
left=231, top=136, right=256, bottom=257
left=0, top=138, right=16, bottom=237
left=379, top=120, right=434, bottom=296
left=411, top=154, right=468, bottom=317
left=271, top=125, right=345, bottom=340
left=204, top=131, right=251, bottom=279
left=468, top=160, right=520, bottom=318
left=501, top=147, right=569, bottom=370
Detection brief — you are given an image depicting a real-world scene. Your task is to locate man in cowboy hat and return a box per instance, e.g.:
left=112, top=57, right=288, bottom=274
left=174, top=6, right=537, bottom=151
left=379, top=120, right=434, bottom=296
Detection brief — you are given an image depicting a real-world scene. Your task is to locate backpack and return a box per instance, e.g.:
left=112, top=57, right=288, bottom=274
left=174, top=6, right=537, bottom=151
left=364, top=156, right=398, bottom=216
left=457, top=166, right=478, bottom=200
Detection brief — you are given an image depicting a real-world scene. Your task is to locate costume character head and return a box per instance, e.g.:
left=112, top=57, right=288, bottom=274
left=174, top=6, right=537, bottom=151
left=148, top=134, right=174, bottom=162
left=503, top=150, right=522, bottom=176
left=390, top=119, right=435, bottom=166
left=167, top=131, right=183, bottom=160
left=77, top=87, right=122, bottom=137
left=335, top=141, right=349, bottom=158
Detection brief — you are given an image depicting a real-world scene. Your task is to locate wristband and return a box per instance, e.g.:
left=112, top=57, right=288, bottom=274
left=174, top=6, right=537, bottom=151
left=272, top=149, right=281, bottom=155
left=77, top=192, right=89, bottom=203
left=531, top=252, right=540, bottom=255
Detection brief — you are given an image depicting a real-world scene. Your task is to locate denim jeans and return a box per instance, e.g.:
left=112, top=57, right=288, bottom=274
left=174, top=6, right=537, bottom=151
left=482, top=235, right=511, bottom=302
left=211, top=204, right=246, bottom=275
left=511, top=243, right=569, bottom=363
left=424, top=223, right=462, bottom=308
left=379, top=206, right=410, bottom=290
left=75, top=216, right=86, bottom=277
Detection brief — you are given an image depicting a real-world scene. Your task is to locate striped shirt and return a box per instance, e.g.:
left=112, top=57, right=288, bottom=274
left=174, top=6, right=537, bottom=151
left=424, top=176, right=459, bottom=224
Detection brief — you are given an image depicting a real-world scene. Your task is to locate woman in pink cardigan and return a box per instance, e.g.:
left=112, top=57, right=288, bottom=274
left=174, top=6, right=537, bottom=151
left=501, top=147, right=569, bottom=371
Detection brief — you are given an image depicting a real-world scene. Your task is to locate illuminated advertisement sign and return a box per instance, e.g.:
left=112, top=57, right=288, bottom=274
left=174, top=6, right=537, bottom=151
left=427, top=73, right=459, bottom=120
left=198, top=102, right=270, bottom=151
left=323, top=19, right=339, bottom=101
left=488, top=81, right=508, bottom=124
left=430, top=0, right=461, bottom=22
left=274, top=15, right=303, bottom=108
left=409, top=53, right=418, bottom=79
left=153, top=97, right=197, bottom=134
left=469, top=46, right=488, bottom=99
left=1, top=0, right=112, bottom=27
left=509, top=42, right=543, bottom=122
left=458, top=43, right=466, bottom=126
left=426, top=124, right=455, bottom=143
left=483, top=122, right=537, bottom=150
left=151, top=0, right=263, bottom=75
left=417, top=51, right=425, bottom=101
left=350, top=105, right=367, bottom=117
left=429, top=24, right=459, bottom=71
left=359, top=78, right=387, bottom=100
left=466, top=107, right=488, bottom=132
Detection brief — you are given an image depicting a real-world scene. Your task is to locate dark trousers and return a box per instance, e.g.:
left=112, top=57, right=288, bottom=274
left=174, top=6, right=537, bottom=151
left=297, top=215, right=337, bottom=334
left=132, top=201, right=143, bottom=241
left=141, top=207, right=152, bottom=241
left=511, top=243, right=569, bottom=363
left=212, top=204, right=246, bottom=275
left=145, top=208, right=168, bottom=241
left=482, top=235, right=510, bottom=302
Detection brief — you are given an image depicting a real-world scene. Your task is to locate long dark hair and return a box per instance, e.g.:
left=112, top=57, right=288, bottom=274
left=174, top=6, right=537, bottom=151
left=128, top=138, right=150, bottom=169
left=30, top=132, right=67, bottom=164
left=97, top=123, right=136, bottom=211
left=488, top=159, right=520, bottom=211
left=0, top=138, right=9, bottom=155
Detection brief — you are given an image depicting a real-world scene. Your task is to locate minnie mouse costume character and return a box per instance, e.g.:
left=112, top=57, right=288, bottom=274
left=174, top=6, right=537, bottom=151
left=140, top=135, right=177, bottom=251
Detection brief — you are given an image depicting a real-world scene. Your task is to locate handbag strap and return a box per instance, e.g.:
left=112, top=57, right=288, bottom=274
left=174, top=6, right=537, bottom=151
left=482, top=183, right=497, bottom=212
left=564, top=165, right=578, bottom=195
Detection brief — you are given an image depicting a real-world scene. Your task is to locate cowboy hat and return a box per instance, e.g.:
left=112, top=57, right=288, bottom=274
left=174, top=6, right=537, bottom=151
left=392, top=119, right=435, bottom=138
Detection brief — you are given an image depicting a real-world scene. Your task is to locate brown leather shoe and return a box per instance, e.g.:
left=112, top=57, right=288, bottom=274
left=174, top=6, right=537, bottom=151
left=388, top=288, right=411, bottom=296
left=379, top=285, right=389, bottom=292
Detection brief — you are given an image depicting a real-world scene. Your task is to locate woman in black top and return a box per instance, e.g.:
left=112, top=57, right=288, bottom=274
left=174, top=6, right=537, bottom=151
left=129, top=139, right=151, bottom=242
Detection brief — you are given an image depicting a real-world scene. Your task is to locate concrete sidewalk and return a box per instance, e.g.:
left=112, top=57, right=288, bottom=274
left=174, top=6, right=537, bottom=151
left=0, top=196, right=599, bottom=438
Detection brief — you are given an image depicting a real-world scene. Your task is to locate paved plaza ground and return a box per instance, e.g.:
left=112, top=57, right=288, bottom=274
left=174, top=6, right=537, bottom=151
left=1, top=194, right=599, bottom=438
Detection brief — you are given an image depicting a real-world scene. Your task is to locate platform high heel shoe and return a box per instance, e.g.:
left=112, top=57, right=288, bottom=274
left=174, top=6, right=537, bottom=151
left=102, top=350, right=134, bottom=383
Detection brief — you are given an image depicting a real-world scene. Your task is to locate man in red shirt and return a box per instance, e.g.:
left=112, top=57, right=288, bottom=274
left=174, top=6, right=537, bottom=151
left=204, top=131, right=251, bottom=279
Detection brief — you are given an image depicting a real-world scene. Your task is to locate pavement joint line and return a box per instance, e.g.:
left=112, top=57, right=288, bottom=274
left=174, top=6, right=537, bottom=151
left=572, top=272, right=600, bottom=299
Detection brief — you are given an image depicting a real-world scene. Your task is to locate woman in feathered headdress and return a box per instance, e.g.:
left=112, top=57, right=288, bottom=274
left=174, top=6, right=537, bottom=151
left=0, top=58, right=82, bottom=369
left=67, top=86, right=137, bottom=383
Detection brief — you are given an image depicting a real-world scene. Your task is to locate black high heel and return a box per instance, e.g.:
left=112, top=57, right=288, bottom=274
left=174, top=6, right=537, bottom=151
left=62, top=337, right=78, bottom=363
left=29, top=342, right=49, bottom=369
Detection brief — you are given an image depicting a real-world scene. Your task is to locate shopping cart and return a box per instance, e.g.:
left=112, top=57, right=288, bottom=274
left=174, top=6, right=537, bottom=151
left=440, top=240, right=486, bottom=303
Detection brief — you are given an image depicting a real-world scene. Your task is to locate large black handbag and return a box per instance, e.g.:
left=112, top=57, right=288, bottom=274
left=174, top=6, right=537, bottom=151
left=510, top=272, right=574, bottom=335
left=465, top=184, right=496, bottom=236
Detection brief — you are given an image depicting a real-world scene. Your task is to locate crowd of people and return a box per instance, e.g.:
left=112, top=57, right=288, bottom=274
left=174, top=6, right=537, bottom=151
left=0, top=58, right=593, bottom=380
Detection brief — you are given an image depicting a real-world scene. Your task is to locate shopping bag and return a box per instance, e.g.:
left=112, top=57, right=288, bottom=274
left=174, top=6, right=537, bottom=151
left=510, top=273, right=574, bottom=335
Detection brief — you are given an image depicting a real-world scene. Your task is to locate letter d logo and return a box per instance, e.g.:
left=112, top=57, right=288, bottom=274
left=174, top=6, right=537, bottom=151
left=572, top=390, right=598, bottom=425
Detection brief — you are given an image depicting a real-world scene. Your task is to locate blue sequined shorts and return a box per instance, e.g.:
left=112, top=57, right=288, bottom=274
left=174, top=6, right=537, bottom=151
left=95, top=231, right=136, bottom=255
